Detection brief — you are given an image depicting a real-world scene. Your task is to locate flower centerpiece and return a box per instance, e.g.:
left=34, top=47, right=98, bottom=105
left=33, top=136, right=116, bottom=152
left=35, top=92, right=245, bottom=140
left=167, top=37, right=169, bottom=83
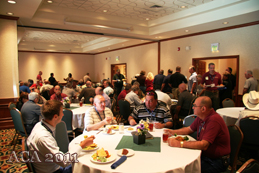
left=132, top=119, right=149, bottom=145
left=62, top=97, right=70, bottom=108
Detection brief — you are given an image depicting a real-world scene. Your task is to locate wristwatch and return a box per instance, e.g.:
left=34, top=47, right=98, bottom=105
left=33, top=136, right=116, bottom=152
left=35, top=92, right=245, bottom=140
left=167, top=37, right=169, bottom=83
left=180, top=141, right=184, bottom=148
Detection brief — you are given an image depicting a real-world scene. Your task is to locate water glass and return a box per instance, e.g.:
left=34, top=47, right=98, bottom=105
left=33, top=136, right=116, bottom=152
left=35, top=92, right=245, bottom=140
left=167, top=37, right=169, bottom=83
left=119, top=123, right=124, bottom=134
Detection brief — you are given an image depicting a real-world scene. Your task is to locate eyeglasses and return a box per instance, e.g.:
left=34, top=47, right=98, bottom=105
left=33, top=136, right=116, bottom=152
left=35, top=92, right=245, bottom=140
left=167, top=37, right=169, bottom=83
left=192, top=104, right=203, bottom=108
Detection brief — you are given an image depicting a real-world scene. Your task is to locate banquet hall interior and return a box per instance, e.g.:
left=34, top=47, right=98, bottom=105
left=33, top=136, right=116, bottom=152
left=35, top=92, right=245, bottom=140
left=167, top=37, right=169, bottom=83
left=0, top=0, right=259, bottom=172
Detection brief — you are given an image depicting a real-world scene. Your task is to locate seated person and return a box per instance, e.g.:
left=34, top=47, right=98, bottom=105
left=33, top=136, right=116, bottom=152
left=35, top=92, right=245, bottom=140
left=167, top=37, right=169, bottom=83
left=125, top=85, right=142, bottom=109
left=79, top=81, right=95, bottom=104
left=171, top=83, right=194, bottom=120
left=72, top=80, right=82, bottom=93
left=50, top=85, right=67, bottom=101
left=95, top=86, right=111, bottom=109
left=128, top=90, right=173, bottom=129
left=62, top=82, right=77, bottom=102
left=16, top=92, right=28, bottom=111
left=133, top=81, right=145, bottom=99
left=27, top=100, right=95, bottom=173
left=34, top=89, right=47, bottom=104
left=103, top=80, right=114, bottom=97
left=84, top=95, right=116, bottom=132
left=19, top=82, right=31, bottom=93
left=117, top=83, right=132, bottom=110
left=40, top=80, right=53, bottom=94
left=165, top=96, right=230, bottom=173
left=29, top=80, right=43, bottom=90
left=21, top=92, right=42, bottom=135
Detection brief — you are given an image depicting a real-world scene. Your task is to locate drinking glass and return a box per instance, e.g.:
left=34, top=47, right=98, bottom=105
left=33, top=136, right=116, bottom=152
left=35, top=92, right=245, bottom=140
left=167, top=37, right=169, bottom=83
left=119, top=123, right=124, bottom=134
left=163, top=132, right=169, bottom=142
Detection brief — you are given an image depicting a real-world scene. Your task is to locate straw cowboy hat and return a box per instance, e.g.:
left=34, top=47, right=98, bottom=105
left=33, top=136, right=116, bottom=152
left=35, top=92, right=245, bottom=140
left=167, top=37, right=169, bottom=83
left=242, top=90, right=259, bottom=110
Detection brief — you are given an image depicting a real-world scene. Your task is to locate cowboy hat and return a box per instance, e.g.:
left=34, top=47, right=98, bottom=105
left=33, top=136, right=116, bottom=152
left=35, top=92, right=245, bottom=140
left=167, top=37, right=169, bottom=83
left=242, top=91, right=259, bottom=110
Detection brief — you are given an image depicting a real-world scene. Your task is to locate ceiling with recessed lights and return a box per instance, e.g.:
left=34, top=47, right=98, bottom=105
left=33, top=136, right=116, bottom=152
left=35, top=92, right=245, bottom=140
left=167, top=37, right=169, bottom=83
left=0, top=0, right=259, bottom=53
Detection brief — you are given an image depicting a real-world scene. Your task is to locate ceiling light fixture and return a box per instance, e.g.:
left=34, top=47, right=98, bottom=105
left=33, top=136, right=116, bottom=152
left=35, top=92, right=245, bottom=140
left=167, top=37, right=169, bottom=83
left=146, top=18, right=149, bottom=21
left=181, top=6, right=186, bottom=8
left=34, top=47, right=71, bottom=52
left=8, top=0, right=16, bottom=4
left=223, top=22, right=229, bottom=25
left=6, top=12, right=13, bottom=15
left=185, top=30, right=189, bottom=32
left=103, top=10, right=107, bottom=12
left=64, top=20, right=132, bottom=32
left=47, top=0, right=53, bottom=3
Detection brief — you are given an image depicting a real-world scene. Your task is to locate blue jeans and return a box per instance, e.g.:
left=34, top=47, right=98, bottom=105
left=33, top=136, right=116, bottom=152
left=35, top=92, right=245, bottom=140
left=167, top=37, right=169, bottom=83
left=139, top=86, right=146, bottom=94
left=53, top=165, right=72, bottom=173
left=201, top=155, right=229, bottom=173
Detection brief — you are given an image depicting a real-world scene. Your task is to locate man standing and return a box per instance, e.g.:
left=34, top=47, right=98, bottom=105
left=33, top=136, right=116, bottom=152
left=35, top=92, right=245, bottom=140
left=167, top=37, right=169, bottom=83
left=243, top=70, right=258, bottom=95
left=84, top=95, right=116, bottom=132
left=169, top=66, right=187, bottom=99
left=48, top=73, right=57, bottom=86
left=165, top=96, right=230, bottom=173
left=83, top=72, right=91, bottom=83
left=50, top=85, right=67, bottom=101
left=27, top=100, right=95, bottom=173
left=36, top=71, right=43, bottom=84
left=21, top=92, right=42, bottom=135
left=161, top=69, right=173, bottom=93
left=153, top=70, right=165, bottom=90
left=79, top=81, right=95, bottom=104
left=201, top=63, right=221, bottom=110
left=226, top=67, right=236, bottom=91
left=171, top=83, right=194, bottom=121
left=112, top=69, right=125, bottom=96
left=128, top=90, right=173, bottom=129
left=188, top=66, right=197, bottom=95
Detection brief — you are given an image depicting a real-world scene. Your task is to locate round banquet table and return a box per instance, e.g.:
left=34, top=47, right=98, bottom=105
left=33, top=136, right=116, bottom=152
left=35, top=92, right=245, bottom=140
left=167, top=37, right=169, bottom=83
left=216, top=107, right=245, bottom=126
left=69, top=128, right=201, bottom=173
left=69, top=103, right=92, bottom=130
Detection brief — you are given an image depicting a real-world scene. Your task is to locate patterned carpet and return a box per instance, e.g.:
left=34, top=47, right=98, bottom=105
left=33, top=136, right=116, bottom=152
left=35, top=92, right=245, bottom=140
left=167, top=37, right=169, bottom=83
left=0, top=129, right=29, bottom=173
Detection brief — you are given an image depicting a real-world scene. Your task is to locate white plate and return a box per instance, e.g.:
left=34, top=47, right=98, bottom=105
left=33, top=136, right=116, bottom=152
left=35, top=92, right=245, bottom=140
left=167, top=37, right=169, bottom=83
left=82, top=146, right=99, bottom=152
left=170, top=135, right=190, bottom=141
left=126, top=127, right=136, bottom=132
left=216, top=85, right=225, bottom=88
left=106, top=125, right=119, bottom=131
left=90, top=154, right=116, bottom=164
left=117, top=149, right=135, bottom=157
left=102, top=130, right=115, bottom=135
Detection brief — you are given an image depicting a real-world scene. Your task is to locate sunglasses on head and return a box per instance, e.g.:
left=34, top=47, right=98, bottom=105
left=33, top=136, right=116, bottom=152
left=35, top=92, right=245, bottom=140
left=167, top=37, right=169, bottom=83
left=146, top=92, right=155, bottom=96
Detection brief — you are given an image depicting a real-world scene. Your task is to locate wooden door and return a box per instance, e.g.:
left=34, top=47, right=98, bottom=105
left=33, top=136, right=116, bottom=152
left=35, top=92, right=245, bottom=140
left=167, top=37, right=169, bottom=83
left=196, top=60, right=206, bottom=75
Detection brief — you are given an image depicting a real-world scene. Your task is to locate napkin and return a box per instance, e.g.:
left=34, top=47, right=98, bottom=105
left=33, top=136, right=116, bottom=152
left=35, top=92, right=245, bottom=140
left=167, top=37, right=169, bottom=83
left=111, top=155, right=127, bottom=169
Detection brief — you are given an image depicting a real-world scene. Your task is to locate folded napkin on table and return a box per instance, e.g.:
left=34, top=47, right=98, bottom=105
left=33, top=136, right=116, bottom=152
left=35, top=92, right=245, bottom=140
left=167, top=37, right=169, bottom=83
left=111, top=155, right=127, bottom=169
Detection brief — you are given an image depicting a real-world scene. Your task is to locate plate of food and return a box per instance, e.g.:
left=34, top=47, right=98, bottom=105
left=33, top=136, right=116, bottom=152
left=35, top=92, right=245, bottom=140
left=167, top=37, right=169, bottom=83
left=117, top=148, right=135, bottom=157
left=91, top=148, right=116, bottom=164
left=102, top=128, right=115, bottom=135
left=216, top=85, right=225, bottom=88
left=107, top=125, right=119, bottom=131
left=171, top=134, right=190, bottom=141
left=82, top=143, right=99, bottom=151
left=126, top=127, right=135, bottom=132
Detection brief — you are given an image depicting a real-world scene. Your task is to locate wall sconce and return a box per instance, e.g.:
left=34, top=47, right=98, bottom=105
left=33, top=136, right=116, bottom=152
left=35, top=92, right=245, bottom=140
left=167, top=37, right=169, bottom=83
left=211, top=43, right=219, bottom=52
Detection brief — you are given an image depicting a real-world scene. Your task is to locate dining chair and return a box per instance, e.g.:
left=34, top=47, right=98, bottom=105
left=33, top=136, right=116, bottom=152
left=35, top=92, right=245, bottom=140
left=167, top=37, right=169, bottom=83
left=239, top=116, right=259, bottom=158
left=183, top=114, right=197, bottom=140
left=222, top=98, right=235, bottom=108
left=22, top=137, right=35, bottom=173
left=55, top=121, right=69, bottom=153
left=188, top=96, right=198, bottom=115
left=118, top=99, right=131, bottom=125
left=62, top=108, right=74, bottom=139
left=222, top=125, right=243, bottom=173
left=158, top=100, right=167, bottom=107
left=166, top=92, right=174, bottom=99
left=236, top=159, right=259, bottom=173
left=10, top=108, right=28, bottom=151
left=8, top=102, right=16, bottom=110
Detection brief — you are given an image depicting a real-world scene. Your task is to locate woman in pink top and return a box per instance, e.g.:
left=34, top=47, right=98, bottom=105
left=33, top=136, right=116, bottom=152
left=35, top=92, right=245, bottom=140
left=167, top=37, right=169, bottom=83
left=145, top=72, right=154, bottom=92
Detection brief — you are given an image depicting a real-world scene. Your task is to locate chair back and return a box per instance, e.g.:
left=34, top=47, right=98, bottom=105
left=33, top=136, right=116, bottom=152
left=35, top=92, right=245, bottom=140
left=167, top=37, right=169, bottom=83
left=158, top=100, right=167, bottom=107
left=10, top=108, right=28, bottom=137
left=228, top=125, right=244, bottom=173
left=41, top=90, right=50, bottom=100
left=55, top=121, right=69, bottom=153
left=110, top=97, right=117, bottom=115
left=166, top=93, right=174, bottom=99
left=8, top=102, right=16, bottom=110
left=188, top=96, right=197, bottom=115
left=183, top=114, right=197, bottom=140
left=118, top=99, right=131, bottom=124
left=22, top=138, right=35, bottom=172
left=236, top=158, right=259, bottom=173
left=239, top=116, right=259, bottom=147
left=62, top=108, right=73, bottom=132
left=222, top=98, right=235, bottom=108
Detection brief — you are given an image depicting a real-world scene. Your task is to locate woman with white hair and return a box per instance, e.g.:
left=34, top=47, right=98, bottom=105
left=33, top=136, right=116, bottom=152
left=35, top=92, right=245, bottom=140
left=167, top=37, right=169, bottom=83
left=145, top=72, right=154, bottom=92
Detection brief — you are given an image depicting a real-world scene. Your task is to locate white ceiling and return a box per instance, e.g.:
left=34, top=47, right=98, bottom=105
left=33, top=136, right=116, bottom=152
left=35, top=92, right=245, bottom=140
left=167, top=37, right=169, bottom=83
left=0, top=0, right=259, bottom=53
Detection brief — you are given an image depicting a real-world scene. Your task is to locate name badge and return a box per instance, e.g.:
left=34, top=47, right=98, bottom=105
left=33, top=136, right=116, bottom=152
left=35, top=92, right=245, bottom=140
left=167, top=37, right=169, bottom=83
left=205, top=76, right=209, bottom=80
left=211, top=83, right=215, bottom=87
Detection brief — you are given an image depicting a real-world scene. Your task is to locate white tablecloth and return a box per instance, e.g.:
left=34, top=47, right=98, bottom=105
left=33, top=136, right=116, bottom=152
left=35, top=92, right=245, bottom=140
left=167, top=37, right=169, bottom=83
left=70, top=103, right=92, bottom=130
left=216, top=107, right=259, bottom=126
left=69, top=128, right=201, bottom=173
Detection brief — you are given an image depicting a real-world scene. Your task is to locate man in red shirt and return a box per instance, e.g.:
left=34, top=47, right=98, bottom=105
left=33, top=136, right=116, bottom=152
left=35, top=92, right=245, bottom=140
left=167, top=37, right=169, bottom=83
left=50, top=85, right=67, bottom=101
left=165, top=96, right=230, bottom=173
left=117, top=83, right=131, bottom=110
left=37, top=71, right=43, bottom=84
left=201, top=63, right=221, bottom=110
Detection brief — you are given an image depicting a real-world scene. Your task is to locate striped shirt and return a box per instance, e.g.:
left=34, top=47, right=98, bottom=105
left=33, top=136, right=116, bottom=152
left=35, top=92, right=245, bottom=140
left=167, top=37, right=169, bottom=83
left=84, top=106, right=116, bottom=132
left=131, top=103, right=172, bottom=123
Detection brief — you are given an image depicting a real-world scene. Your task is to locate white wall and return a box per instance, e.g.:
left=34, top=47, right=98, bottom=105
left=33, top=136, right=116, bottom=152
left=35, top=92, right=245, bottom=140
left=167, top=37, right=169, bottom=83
left=161, top=25, right=259, bottom=95
left=18, top=52, right=95, bottom=83
left=94, top=43, right=158, bottom=83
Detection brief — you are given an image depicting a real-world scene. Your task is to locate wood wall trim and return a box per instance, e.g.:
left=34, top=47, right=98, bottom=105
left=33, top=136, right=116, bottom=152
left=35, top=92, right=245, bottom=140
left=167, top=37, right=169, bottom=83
left=0, top=97, right=18, bottom=104
left=160, top=21, right=259, bottom=42
left=0, top=97, right=17, bottom=130
left=18, top=50, right=94, bottom=55
left=0, top=15, right=19, bottom=20
left=158, top=41, right=161, bottom=74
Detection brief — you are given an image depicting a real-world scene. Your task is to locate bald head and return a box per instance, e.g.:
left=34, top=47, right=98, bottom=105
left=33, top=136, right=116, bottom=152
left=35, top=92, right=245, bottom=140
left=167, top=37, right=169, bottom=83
left=178, top=83, right=186, bottom=93
left=94, top=95, right=106, bottom=112
left=95, top=86, right=103, bottom=95
left=198, top=96, right=212, bottom=109
left=54, top=85, right=61, bottom=95
left=86, top=81, right=92, bottom=88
